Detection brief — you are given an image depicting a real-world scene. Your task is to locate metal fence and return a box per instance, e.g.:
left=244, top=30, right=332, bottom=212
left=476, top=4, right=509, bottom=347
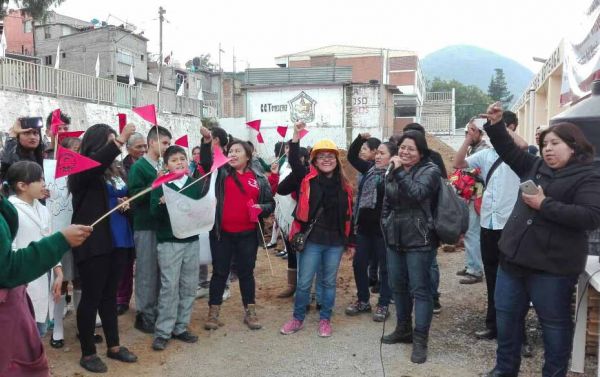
left=419, top=90, right=456, bottom=135
left=0, top=57, right=216, bottom=118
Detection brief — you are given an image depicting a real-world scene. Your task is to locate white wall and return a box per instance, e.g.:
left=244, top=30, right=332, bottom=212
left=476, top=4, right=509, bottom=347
left=245, top=86, right=345, bottom=157
left=0, top=91, right=205, bottom=148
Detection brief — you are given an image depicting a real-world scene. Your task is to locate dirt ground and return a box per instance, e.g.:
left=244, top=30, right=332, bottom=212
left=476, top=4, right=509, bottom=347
left=45, top=236, right=597, bottom=377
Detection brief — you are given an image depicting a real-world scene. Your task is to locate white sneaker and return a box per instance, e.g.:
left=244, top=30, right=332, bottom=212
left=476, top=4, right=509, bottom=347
left=196, top=286, right=209, bottom=299
left=222, top=287, right=231, bottom=301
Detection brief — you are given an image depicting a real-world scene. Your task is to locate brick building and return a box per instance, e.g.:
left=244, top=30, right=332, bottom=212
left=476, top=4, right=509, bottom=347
left=33, top=12, right=149, bottom=83
left=0, top=9, right=34, bottom=56
left=275, top=45, right=426, bottom=134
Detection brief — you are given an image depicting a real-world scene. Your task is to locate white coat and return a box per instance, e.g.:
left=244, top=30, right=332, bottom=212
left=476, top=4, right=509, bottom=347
left=9, top=196, right=58, bottom=323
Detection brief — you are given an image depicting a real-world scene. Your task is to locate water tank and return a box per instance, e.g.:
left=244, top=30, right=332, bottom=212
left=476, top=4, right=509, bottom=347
left=550, top=80, right=600, bottom=160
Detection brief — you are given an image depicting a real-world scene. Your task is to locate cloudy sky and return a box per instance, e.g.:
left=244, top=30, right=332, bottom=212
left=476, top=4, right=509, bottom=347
left=50, top=0, right=584, bottom=73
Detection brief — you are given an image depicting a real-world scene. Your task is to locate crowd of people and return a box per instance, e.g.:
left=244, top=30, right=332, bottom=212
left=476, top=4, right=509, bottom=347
left=0, top=101, right=599, bottom=377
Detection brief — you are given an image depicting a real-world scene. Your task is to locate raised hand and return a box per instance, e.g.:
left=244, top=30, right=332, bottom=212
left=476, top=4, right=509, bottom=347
left=479, top=102, right=503, bottom=125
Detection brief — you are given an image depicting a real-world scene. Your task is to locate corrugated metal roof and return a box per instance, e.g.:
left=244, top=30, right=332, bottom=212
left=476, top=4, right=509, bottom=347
left=276, top=45, right=417, bottom=59
left=244, top=67, right=352, bottom=86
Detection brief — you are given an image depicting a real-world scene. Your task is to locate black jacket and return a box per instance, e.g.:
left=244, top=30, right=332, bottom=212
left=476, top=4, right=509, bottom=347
left=212, top=162, right=275, bottom=240
left=485, top=121, right=600, bottom=275
left=277, top=141, right=307, bottom=197
left=429, top=150, right=448, bottom=178
left=278, top=141, right=353, bottom=243
left=382, top=160, right=440, bottom=251
left=69, top=141, right=122, bottom=264
left=348, top=136, right=384, bottom=236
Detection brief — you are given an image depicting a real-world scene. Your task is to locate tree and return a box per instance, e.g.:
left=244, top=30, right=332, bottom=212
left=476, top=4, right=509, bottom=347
left=185, top=54, right=216, bottom=72
left=487, top=68, right=514, bottom=105
left=428, top=77, right=492, bottom=130
left=1, top=0, right=64, bottom=20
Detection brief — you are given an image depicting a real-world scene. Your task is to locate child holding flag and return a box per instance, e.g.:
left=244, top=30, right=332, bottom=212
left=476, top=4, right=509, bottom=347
left=149, top=136, right=212, bottom=351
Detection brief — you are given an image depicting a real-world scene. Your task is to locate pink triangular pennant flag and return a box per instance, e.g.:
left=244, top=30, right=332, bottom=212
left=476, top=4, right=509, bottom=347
left=117, top=113, right=127, bottom=133
left=55, top=146, right=101, bottom=179
left=51, top=109, right=66, bottom=136
left=174, top=135, right=189, bottom=148
left=57, top=130, right=84, bottom=145
left=247, top=199, right=262, bottom=223
left=151, top=170, right=187, bottom=189
left=276, top=126, right=288, bottom=138
left=256, top=132, right=265, bottom=144
left=246, top=119, right=261, bottom=132
left=210, top=146, right=231, bottom=172
left=132, top=104, right=157, bottom=125
left=298, top=129, right=309, bottom=140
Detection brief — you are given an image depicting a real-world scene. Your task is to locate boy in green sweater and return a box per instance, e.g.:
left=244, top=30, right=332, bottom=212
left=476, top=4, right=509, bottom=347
left=149, top=145, right=211, bottom=351
left=127, top=125, right=172, bottom=334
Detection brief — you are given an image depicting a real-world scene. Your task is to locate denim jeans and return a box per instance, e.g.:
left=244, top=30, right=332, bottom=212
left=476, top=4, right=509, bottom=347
left=481, top=228, right=502, bottom=332
left=36, top=321, right=48, bottom=337
left=387, top=248, right=435, bottom=334
left=464, top=202, right=483, bottom=276
left=494, top=266, right=577, bottom=377
left=430, top=251, right=440, bottom=300
left=354, top=233, right=391, bottom=306
left=294, top=242, right=344, bottom=321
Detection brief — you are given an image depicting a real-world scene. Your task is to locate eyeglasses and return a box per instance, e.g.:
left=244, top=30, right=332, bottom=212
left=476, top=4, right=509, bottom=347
left=399, top=145, right=417, bottom=153
left=316, top=153, right=336, bottom=161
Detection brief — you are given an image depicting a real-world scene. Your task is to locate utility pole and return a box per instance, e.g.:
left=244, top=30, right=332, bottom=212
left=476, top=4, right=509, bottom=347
left=158, top=6, right=166, bottom=92
left=218, top=43, right=224, bottom=117
left=232, top=47, right=236, bottom=117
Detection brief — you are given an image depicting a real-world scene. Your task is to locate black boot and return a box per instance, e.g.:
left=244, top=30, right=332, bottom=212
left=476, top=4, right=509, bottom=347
left=411, top=330, right=428, bottom=364
left=382, top=321, right=412, bottom=344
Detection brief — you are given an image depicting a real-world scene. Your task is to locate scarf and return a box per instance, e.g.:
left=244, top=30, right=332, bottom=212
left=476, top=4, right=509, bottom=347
left=358, top=166, right=385, bottom=210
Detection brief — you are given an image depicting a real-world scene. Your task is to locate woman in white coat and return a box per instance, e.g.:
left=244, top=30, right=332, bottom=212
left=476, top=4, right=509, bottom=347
left=4, top=161, right=63, bottom=336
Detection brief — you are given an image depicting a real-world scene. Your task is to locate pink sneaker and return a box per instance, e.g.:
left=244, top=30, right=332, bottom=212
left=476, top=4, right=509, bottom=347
left=280, top=318, right=304, bottom=335
left=318, top=319, right=332, bottom=337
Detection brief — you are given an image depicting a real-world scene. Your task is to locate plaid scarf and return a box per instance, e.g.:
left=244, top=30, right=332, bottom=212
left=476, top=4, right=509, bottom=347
left=358, top=166, right=385, bottom=210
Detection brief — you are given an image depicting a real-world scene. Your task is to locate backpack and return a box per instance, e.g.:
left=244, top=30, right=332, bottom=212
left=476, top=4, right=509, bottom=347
left=428, top=177, right=469, bottom=244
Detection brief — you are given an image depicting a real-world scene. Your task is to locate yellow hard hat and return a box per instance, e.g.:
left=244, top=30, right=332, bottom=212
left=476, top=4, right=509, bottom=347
left=310, top=139, right=338, bottom=159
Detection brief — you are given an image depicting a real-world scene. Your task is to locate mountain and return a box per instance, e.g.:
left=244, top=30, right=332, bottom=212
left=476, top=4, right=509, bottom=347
left=421, top=45, right=534, bottom=104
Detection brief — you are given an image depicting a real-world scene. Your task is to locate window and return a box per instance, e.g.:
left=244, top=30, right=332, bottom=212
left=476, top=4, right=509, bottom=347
left=61, top=25, right=73, bottom=37
left=117, top=49, right=133, bottom=66
left=23, top=20, right=32, bottom=33
left=394, top=105, right=417, bottom=117
left=45, top=55, right=53, bottom=66
left=61, top=52, right=66, bottom=58
left=141, top=54, right=144, bottom=61
left=44, top=26, right=51, bottom=39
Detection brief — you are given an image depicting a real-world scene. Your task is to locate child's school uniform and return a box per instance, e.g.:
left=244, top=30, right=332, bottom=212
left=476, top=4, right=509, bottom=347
left=150, top=175, right=203, bottom=340
left=8, top=196, right=58, bottom=335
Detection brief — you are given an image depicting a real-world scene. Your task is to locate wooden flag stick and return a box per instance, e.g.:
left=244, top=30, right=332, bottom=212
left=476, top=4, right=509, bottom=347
left=177, top=170, right=213, bottom=193
left=257, top=221, right=275, bottom=277
left=90, top=186, right=152, bottom=227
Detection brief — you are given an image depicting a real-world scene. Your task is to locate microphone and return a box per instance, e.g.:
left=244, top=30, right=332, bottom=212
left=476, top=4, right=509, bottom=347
left=385, top=161, right=395, bottom=177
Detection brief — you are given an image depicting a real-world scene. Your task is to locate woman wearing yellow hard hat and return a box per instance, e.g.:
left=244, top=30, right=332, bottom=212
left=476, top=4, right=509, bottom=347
left=278, top=122, right=355, bottom=338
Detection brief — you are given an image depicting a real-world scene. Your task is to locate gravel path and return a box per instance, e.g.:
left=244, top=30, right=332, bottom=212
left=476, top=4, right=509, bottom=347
left=47, top=247, right=595, bottom=377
